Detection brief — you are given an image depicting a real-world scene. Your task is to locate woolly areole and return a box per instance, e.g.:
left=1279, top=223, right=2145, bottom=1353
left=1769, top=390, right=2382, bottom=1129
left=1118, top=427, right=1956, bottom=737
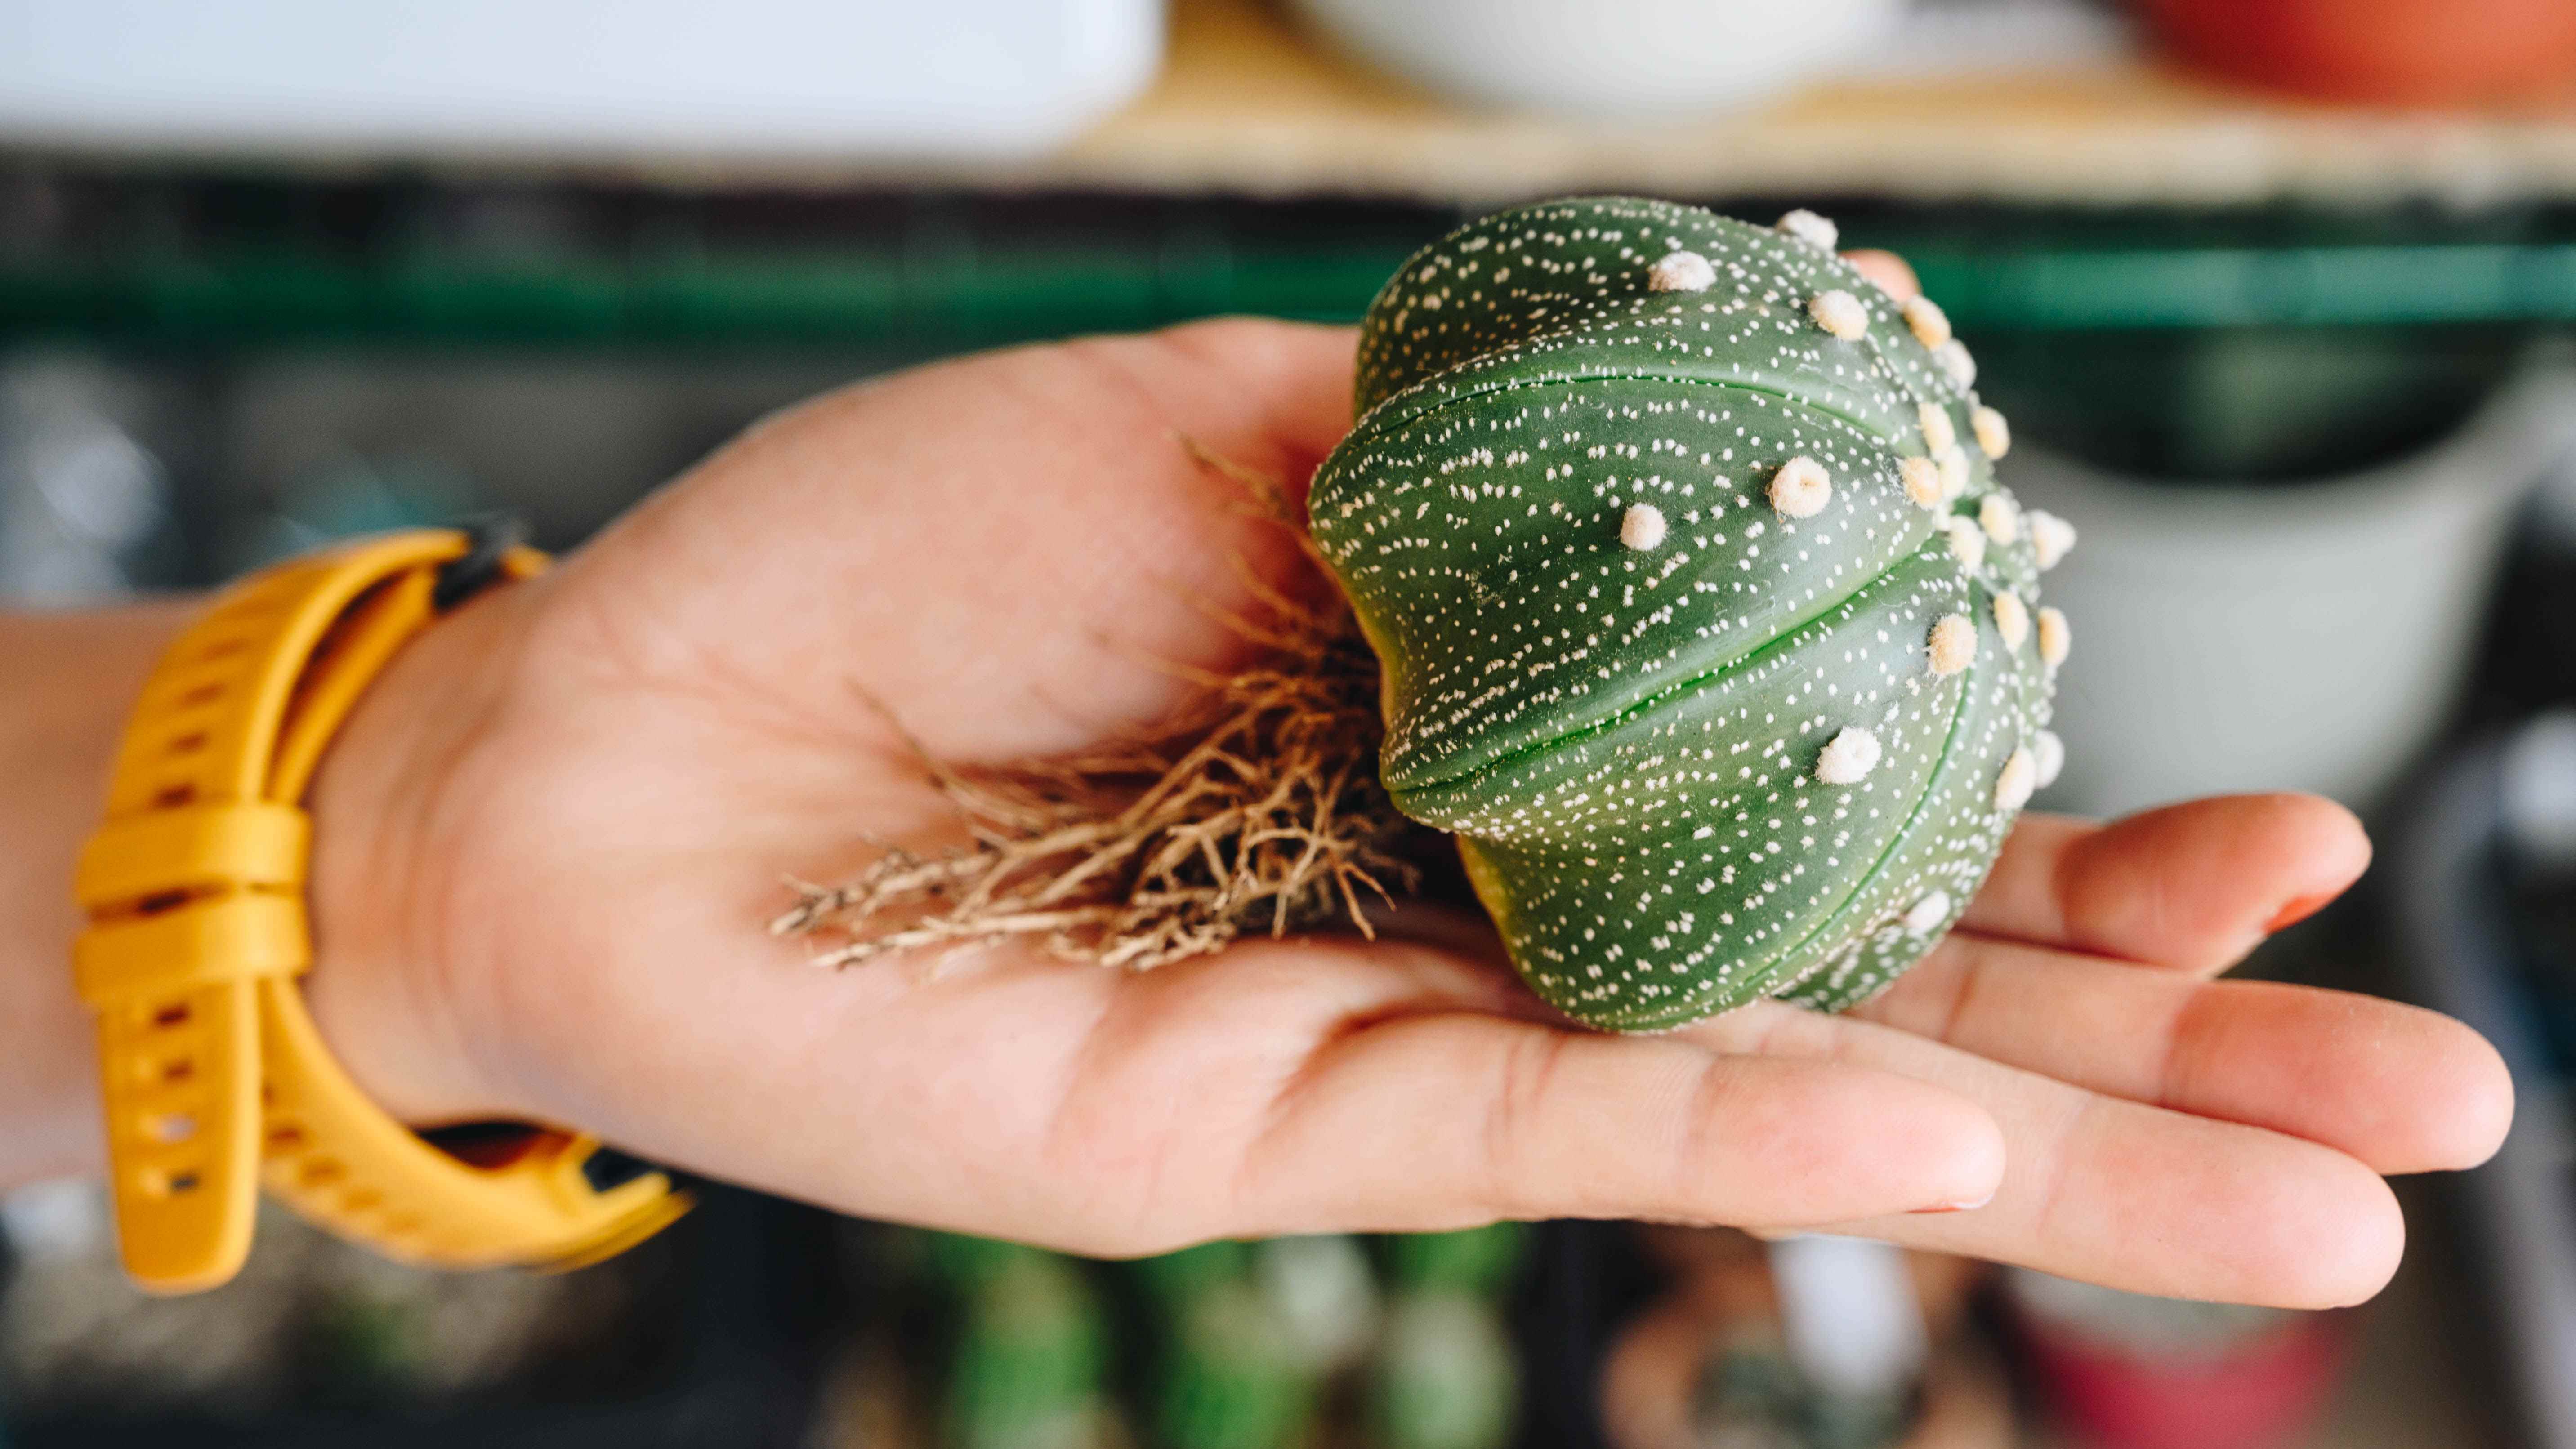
left=1308, top=196, right=2062, bottom=1029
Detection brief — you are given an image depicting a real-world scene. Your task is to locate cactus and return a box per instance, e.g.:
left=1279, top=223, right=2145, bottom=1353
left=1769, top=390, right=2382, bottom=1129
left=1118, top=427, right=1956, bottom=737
left=944, top=1253, right=1113, bottom=1449
left=1308, top=196, right=2071, bottom=1031
left=1380, top=1223, right=1527, bottom=1297
left=1152, top=1282, right=1318, bottom=1449
left=1369, top=1292, right=1518, bottom=1449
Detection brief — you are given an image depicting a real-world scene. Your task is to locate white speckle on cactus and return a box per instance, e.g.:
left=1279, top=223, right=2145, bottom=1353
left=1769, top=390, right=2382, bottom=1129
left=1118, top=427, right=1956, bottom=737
left=1972, top=405, right=2012, bottom=459
left=1995, top=746, right=2039, bottom=811
left=1620, top=502, right=1669, bottom=550
left=1944, top=515, right=1987, bottom=571
left=1918, top=401, right=1956, bottom=455
left=1769, top=456, right=1832, bottom=517
left=2037, top=605, right=2071, bottom=669
left=1809, top=290, right=1869, bottom=341
left=1935, top=340, right=1977, bottom=389
left=1903, top=889, right=1951, bottom=932
left=1993, top=589, right=2031, bottom=649
left=1815, top=726, right=1883, bottom=785
left=2028, top=510, right=2076, bottom=570
left=1928, top=613, right=1976, bottom=676
left=1902, top=294, right=1953, bottom=349
left=1646, top=250, right=1717, bottom=293
left=1776, top=209, right=1839, bottom=253
left=1979, top=494, right=2021, bottom=544
left=1900, top=455, right=1943, bottom=509
left=2032, top=729, right=2066, bottom=789
left=1936, top=445, right=1971, bottom=502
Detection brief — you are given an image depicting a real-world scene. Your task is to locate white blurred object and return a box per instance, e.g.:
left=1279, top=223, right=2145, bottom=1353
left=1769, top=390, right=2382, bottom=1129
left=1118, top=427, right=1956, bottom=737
left=1768, top=1234, right=1929, bottom=1402
left=0, top=355, right=168, bottom=605
left=1861, top=0, right=2137, bottom=74
left=2502, top=712, right=2576, bottom=870
left=0, top=0, right=1164, bottom=160
left=0, top=1178, right=110, bottom=1263
left=2007, top=366, right=2576, bottom=817
left=1255, top=1234, right=1380, bottom=1371
left=1290, top=0, right=1904, bottom=118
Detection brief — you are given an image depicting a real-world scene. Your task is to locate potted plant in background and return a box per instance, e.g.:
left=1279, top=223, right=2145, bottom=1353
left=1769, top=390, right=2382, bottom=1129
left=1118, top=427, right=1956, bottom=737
left=1602, top=1229, right=2010, bottom=1449
left=1983, top=325, right=2576, bottom=816
left=2003, top=1268, right=2348, bottom=1449
left=2135, top=0, right=2576, bottom=107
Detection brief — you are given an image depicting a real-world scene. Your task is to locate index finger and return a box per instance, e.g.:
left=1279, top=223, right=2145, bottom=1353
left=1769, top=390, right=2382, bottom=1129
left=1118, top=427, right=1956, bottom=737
left=1961, top=796, right=2373, bottom=974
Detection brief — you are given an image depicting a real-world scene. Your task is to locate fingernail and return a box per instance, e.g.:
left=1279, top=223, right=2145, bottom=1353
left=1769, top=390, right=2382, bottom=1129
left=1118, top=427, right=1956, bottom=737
left=1908, top=1191, right=1994, bottom=1215
left=2265, top=890, right=2337, bottom=934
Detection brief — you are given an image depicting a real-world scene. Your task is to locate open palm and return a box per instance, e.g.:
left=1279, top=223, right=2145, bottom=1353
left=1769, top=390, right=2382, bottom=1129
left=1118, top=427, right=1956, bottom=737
left=297, top=317, right=2511, bottom=1310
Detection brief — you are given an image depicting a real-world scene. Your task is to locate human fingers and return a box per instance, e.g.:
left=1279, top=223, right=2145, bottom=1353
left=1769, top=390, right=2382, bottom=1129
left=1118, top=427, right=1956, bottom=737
left=1224, top=1010, right=2005, bottom=1237
left=1960, top=796, right=2372, bottom=973
left=1842, top=249, right=1921, bottom=301
left=455, top=907, right=1993, bottom=1253
left=1682, top=1001, right=2404, bottom=1308
left=1857, top=933, right=2512, bottom=1175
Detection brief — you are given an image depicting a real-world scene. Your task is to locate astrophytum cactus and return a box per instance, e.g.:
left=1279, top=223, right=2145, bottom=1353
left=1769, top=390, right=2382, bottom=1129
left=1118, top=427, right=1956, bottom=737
left=1307, top=196, right=2074, bottom=1031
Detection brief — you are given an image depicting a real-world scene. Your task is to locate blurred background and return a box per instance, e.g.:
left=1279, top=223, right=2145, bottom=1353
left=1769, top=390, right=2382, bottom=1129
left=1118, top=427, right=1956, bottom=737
left=8, top=0, right=2576, bottom=1445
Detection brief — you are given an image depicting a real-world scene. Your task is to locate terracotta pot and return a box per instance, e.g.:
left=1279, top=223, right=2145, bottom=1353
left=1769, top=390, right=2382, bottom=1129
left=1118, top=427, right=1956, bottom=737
left=1598, top=1289, right=2013, bottom=1449
left=2137, top=0, right=2576, bottom=107
left=2005, top=1274, right=2351, bottom=1449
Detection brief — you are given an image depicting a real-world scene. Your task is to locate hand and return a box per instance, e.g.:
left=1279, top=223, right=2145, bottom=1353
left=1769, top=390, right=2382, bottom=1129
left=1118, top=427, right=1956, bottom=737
left=299, top=316, right=2509, bottom=1310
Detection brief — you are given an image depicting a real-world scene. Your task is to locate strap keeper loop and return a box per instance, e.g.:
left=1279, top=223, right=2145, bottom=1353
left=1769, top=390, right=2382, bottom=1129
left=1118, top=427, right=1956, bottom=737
left=75, top=803, right=310, bottom=911
left=75, top=892, right=309, bottom=1008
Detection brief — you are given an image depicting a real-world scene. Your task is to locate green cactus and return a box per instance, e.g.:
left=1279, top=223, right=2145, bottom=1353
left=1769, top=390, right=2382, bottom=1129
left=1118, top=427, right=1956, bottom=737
left=1380, top=1224, right=1527, bottom=1297
left=1308, top=196, right=2070, bottom=1031
left=1152, top=1282, right=1317, bottom=1449
left=944, top=1253, right=1111, bottom=1449
left=1129, top=1237, right=1255, bottom=1308
left=921, top=1229, right=1054, bottom=1293
left=1369, top=1292, right=1518, bottom=1449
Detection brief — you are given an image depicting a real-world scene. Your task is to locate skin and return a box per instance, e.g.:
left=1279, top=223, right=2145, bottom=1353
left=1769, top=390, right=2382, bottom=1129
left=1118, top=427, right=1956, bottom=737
left=0, top=285, right=2512, bottom=1308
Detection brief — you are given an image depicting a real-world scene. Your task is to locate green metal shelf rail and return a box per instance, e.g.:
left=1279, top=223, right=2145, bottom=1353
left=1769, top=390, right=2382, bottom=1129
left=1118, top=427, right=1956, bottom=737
left=7, top=236, right=2576, bottom=349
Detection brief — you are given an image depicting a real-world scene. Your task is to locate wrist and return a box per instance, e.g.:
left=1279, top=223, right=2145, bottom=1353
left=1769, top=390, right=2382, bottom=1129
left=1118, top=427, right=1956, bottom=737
left=0, top=571, right=544, bottom=1194
left=301, top=570, right=544, bottom=1131
left=0, top=603, right=192, bottom=1188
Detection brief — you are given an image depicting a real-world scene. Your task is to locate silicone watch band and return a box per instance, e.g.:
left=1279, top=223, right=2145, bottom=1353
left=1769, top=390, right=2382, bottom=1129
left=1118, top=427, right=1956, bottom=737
left=73, top=529, right=688, bottom=1294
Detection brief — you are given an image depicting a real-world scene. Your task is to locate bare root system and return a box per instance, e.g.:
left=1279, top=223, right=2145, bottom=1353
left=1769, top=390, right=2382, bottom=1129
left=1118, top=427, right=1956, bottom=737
left=770, top=438, right=1423, bottom=972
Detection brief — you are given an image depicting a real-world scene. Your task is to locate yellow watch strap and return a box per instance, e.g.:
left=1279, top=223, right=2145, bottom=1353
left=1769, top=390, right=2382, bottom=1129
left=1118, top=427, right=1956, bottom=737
left=76, top=529, right=687, bottom=1293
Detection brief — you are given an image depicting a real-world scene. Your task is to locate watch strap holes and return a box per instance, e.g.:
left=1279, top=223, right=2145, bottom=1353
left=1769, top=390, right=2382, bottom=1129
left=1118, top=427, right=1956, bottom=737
left=140, top=1167, right=203, bottom=1197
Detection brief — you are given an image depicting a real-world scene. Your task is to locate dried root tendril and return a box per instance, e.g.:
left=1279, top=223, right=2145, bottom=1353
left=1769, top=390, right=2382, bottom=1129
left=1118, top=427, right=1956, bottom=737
left=770, top=438, right=1424, bottom=973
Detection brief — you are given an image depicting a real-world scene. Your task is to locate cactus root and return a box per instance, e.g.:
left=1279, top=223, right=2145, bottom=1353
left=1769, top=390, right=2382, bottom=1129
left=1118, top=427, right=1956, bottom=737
left=771, top=440, right=1424, bottom=973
